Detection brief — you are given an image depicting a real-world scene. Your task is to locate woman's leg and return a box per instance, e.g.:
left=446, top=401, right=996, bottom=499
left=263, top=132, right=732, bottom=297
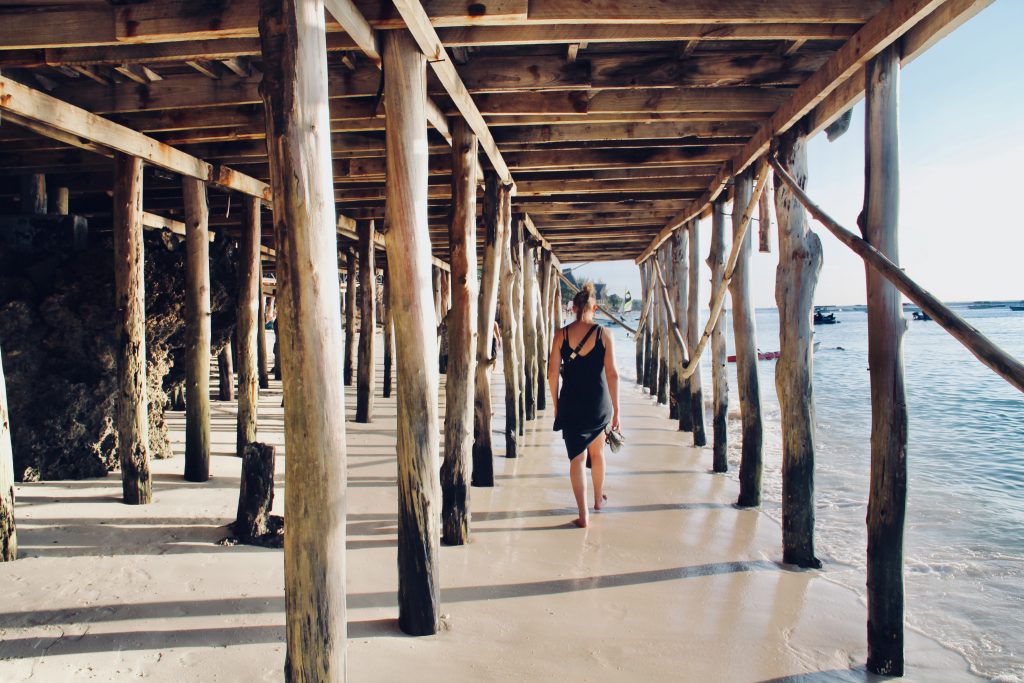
left=569, top=452, right=588, bottom=527
left=588, top=433, right=607, bottom=510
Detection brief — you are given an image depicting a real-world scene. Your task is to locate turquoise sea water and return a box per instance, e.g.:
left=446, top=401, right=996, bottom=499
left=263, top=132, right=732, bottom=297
left=606, top=304, right=1024, bottom=680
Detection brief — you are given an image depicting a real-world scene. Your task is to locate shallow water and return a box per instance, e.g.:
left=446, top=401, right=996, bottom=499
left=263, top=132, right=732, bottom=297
left=605, top=304, right=1024, bottom=680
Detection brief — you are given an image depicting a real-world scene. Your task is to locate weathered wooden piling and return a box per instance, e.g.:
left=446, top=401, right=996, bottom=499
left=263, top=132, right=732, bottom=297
left=258, top=0, right=348, bottom=674
left=382, top=270, right=394, bottom=399
left=383, top=29, right=441, bottom=637
left=0, top=346, right=17, bottom=561
left=471, top=172, right=507, bottom=487
left=442, top=118, right=478, bottom=544
left=758, top=192, right=773, bottom=253
left=730, top=168, right=763, bottom=508
left=112, top=153, right=152, bottom=505
left=183, top=176, right=212, bottom=483
left=20, top=173, right=46, bottom=215
left=656, top=248, right=670, bottom=405
left=636, top=263, right=648, bottom=383
left=537, top=249, right=553, bottom=411
left=687, top=220, right=707, bottom=447
left=233, top=442, right=277, bottom=543
left=512, top=219, right=526, bottom=433
left=236, top=197, right=261, bottom=456
left=50, top=186, right=69, bottom=216
left=522, top=242, right=539, bottom=421
left=356, top=219, right=376, bottom=423
left=708, top=200, right=729, bottom=473
left=257, top=287, right=270, bottom=390
left=648, top=259, right=661, bottom=396
left=498, top=198, right=520, bottom=457
left=863, top=44, right=907, bottom=678
left=670, top=232, right=692, bottom=430
left=218, top=345, right=234, bottom=401
left=774, top=126, right=823, bottom=568
left=344, top=246, right=357, bottom=387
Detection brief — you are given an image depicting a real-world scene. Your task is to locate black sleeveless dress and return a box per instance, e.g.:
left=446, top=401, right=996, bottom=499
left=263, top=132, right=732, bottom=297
left=555, top=324, right=613, bottom=459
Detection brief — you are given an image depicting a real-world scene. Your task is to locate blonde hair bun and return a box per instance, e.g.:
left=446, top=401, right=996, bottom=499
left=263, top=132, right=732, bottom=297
left=572, top=281, right=596, bottom=319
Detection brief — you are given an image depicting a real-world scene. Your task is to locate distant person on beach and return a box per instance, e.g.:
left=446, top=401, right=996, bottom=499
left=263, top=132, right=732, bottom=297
left=548, top=282, right=621, bottom=528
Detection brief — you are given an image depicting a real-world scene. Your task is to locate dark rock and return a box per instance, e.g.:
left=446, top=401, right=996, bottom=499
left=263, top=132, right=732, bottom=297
left=0, top=222, right=237, bottom=481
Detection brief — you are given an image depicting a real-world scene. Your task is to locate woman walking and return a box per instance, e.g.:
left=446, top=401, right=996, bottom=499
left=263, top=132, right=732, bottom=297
left=548, top=282, right=621, bottom=528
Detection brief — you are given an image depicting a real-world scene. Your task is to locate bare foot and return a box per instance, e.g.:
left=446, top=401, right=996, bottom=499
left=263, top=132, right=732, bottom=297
left=572, top=517, right=589, bottom=528
left=594, top=494, right=608, bottom=511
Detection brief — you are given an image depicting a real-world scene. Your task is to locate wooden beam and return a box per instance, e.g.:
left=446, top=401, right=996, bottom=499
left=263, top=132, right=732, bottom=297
left=441, top=119, right=478, bottom=544
left=0, top=74, right=271, bottom=201
left=112, top=152, right=152, bottom=505
left=391, top=0, right=513, bottom=184
left=382, top=29, right=441, bottom=637
left=686, top=220, right=707, bottom=446
left=258, top=0, right=348, bottom=676
left=344, top=247, right=357, bottom=387
left=636, top=0, right=950, bottom=263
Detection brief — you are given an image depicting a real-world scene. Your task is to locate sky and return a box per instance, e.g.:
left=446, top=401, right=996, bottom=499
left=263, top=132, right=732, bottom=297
left=566, top=1, right=1024, bottom=309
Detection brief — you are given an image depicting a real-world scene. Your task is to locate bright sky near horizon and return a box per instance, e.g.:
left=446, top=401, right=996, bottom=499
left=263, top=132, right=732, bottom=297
left=566, top=1, right=1024, bottom=309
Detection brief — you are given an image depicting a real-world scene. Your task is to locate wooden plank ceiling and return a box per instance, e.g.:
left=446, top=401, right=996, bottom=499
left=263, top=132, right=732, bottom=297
left=0, top=0, right=921, bottom=263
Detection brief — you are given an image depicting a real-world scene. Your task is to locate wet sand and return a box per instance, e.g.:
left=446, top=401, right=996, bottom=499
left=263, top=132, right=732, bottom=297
left=0, top=337, right=978, bottom=681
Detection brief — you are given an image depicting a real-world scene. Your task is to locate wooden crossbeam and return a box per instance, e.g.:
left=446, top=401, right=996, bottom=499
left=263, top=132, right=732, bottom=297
left=635, top=0, right=956, bottom=264
left=391, top=0, right=513, bottom=184
left=0, top=74, right=271, bottom=202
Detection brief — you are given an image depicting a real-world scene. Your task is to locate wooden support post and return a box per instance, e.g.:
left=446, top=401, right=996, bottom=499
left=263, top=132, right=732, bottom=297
left=344, top=247, right=357, bottom=387
left=233, top=442, right=277, bottom=542
left=50, top=186, right=69, bottom=216
left=237, top=197, right=261, bottom=456
left=643, top=261, right=654, bottom=388
left=552, top=262, right=563, bottom=333
left=863, top=44, right=907, bottom=678
left=664, top=240, right=679, bottom=420
left=356, top=219, right=376, bottom=423
left=647, top=260, right=660, bottom=396
left=472, top=172, right=505, bottom=487
left=432, top=266, right=443, bottom=328
left=656, top=248, right=669, bottom=405
left=670, top=232, right=692, bottom=430
left=383, top=29, right=441, bottom=637
left=258, top=0, right=348, bottom=674
left=20, top=173, right=46, bottom=215
left=730, top=168, right=764, bottom=508
left=442, top=118, right=478, bottom=543
left=758, top=191, right=773, bottom=253
left=0, top=345, right=17, bottom=561
left=687, top=220, right=707, bottom=447
left=636, top=263, right=647, bottom=384
left=218, top=345, right=234, bottom=401
left=512, top=220, right=526, bottom=434
left=382, top=270, right=394, bottom=399
left=112, top=153, right=152, bottom=505
left=257, top=278, right=270, bottom=390
left=774, top=127, right=823, bottom=568
left=537, top=249, right=553, bottom=412
left=183, top=176, right=212, bottom=483
left=522, top=243, right=539, bottom=421
left=708, top=200, right=729, bottom=473
left=497, top=193, right=520, bottom=457
left=438, top=267, right=450, bottom=374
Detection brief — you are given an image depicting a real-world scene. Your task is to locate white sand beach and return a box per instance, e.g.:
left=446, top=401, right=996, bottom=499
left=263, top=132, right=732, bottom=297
left=0, top=340, right=979, bottom=682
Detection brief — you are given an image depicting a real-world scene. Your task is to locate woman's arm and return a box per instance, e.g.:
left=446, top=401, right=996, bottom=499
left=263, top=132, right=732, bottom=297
left=603, top=329, right=621, bottom=430
left=547, top=328, right=563, bottom=419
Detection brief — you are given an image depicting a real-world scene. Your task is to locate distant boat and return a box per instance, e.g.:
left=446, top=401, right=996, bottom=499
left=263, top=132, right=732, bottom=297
left=814, top=310, right=839, bottom=325
left=913, top=311, right=932, bottom=321
left=728, top=350, right=780, bottom=363
left=1009, top=304, right=1024, bottom=312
